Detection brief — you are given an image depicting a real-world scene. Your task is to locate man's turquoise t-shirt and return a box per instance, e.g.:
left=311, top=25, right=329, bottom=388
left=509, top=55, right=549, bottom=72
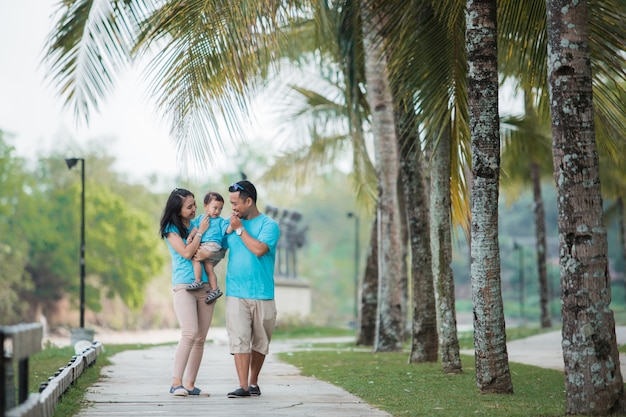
left=224, top=213, right=280, bottom=300
left=164, top=223, right=208, bottom=286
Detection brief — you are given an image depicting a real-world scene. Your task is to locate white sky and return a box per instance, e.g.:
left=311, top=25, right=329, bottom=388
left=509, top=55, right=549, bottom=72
left=0, top=1, right=282, bottom=186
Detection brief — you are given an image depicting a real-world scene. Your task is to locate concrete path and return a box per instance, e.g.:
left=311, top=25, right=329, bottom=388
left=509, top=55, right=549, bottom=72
left=70, top=326, right=626, bottom=417
left=74, top=327, right=392, bottom=417
left=503, top=325, right=626, bottom=374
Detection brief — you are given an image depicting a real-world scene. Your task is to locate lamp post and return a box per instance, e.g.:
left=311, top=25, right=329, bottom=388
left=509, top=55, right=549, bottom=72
left=513, top=240, right=524, bottom=321
left=346, top=212, right=359, bottom=322
left=65, top=158, right=85, bottom=328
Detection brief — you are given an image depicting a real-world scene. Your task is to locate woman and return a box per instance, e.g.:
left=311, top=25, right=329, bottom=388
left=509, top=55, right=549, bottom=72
left=159, top=188, right=213, bottom=397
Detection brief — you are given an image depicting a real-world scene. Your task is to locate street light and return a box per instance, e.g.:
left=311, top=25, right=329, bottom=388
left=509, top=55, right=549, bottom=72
left=513, top=240, right=524, bottom=322
left=346, top=212, right=359, bottom=323
left=65, top=158, right=85, bottom=328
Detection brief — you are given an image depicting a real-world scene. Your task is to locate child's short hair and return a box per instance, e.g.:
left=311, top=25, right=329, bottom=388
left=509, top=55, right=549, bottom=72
left=204, top=191, right=224, bottom=205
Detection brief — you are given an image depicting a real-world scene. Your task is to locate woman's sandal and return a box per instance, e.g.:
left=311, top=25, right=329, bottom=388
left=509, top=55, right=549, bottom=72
left=186, top=281, right=205, bottom=291
left=170, top=385, right=188, bottom=396
left=186, top=387, right=210, bottom=397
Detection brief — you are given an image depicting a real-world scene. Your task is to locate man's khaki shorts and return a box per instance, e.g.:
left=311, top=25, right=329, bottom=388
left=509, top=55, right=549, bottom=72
left=225, top=297, right=277, bottom=355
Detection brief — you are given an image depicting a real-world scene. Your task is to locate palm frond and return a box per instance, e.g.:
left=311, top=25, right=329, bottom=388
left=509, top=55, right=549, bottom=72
left=130, top=0, right=309, bottom=167
left=383, top=0, right=471, bottom=233
left=44, top=0, right=153, bottom=122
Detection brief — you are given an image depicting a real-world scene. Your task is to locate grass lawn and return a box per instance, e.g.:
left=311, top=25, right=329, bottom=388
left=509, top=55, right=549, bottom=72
left=276, top=327, right=566, bottom=417
left=278, top=348, right=565, bottom=417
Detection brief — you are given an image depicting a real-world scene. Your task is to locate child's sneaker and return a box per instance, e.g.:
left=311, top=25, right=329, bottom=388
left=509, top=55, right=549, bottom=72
left=186, top=281, right=205, bottom=291
left=205, top=287, right=223, bottom=304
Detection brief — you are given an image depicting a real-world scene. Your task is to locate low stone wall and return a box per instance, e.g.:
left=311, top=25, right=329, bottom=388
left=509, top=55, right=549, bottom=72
left=275, top=277, right=311, bottom=323
left=5, top=341, right=102, bottom=417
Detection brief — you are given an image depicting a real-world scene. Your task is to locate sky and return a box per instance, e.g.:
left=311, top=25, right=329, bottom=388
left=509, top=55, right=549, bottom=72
left=0, top=1, right=279, bottom=186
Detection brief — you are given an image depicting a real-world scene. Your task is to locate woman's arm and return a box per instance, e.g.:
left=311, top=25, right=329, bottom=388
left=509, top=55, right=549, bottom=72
left=166, top=232, right=203, bottom=260
left=186, top=227, right=198, bottom=244
left=167, top=216, right=210, bottom=259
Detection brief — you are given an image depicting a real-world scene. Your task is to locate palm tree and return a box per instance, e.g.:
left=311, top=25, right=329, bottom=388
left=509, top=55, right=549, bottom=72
left=357, top=218, right=379, bottom=346
left=380, top=0, right=470, bottom=370
left=430, top=119, right=462, bottom=373
left=545, top=0, right=624, bottom=413
left=497, top=0, right=626, bottom=331
left=360, top=1, right=404, bottom=352
left=465, top=0, right=513, bottom=394
left=601, top=146, right=626, bottom=304
left=395, top=97, right=438, bottom=362
left=45, top=0, right=303, bottom=170
left=500, top=91, right=554, bottom=329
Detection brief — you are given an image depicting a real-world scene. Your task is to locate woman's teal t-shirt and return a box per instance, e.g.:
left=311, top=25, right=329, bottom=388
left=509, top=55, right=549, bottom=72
left=164, top=223, right=207, bottom=286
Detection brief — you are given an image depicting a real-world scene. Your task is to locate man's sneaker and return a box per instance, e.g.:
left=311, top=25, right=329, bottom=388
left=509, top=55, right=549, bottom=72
left=205, top=287, right=223, bottom=304
left=227, top=388, right=250, bottom=398
left=249, top=385, right=261, bottom=396
left=186, top=281, right=205, bottom=291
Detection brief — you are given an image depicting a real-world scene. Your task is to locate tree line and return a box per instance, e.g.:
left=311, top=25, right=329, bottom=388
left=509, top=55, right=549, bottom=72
left=0, top=133, right=164, bottom=326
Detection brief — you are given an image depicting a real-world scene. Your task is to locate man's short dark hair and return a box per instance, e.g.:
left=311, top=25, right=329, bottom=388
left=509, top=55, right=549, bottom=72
left=228, top=180, right=257, bottom=203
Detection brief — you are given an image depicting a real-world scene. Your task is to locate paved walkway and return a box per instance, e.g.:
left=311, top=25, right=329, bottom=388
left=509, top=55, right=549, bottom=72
left=502, top=325, right=626, bottom=374
left=70, top=326, right=626, bottom=417
left=74, top=328, right=392, bottom=417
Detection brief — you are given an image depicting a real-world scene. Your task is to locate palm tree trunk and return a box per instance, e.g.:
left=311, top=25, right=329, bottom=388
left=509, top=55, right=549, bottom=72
left=546, top=0, right=625, bottom=414
left=466, top=0, right=513, bottom=394
left=397, top=172, right=410, bottom=343
left=431, top=120, right=462, bottom=373
left=393, top=82, right=437, bottom=361
left=617, top=198, right=626, bottom=306
left=530, top=161, right=551, bottom=328
left=361, top=4, right=404, bottom=352
left=400, top=140, right=438, bottom=363
left=357, top=218, right=378, bottom=346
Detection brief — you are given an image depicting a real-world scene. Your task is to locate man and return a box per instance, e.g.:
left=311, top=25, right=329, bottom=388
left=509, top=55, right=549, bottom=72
left=223, top=180, right=280, bottom=398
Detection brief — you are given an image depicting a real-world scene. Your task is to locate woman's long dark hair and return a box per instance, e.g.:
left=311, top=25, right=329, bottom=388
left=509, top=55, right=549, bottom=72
left=159, top=188, right=194, bottom=240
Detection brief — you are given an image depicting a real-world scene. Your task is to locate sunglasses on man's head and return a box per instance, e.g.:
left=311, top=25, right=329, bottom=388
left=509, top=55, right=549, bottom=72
left=229, top=183, right=245, bottom=192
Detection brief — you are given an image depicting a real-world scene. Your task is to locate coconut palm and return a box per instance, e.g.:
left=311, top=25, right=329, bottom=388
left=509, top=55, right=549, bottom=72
left=601, top=137, right=626, bottom=304
left=545, top=0, right=624, bottom=413
left=381, top=0, right=626, bottom=378
left=45, top=0, right=307, bottom=172
left=500, top=90, right=554, bottom=329
left=498, top=0, right=626, bottom=332
left=465, top=0, right=513, bottom=394
left=359, top=1, right=405, bottom=352
left=430, top=119, right=462, bottom=373
left=395, top=95, right=438, bottom=362
left=371, top=0, right=472, bottom=376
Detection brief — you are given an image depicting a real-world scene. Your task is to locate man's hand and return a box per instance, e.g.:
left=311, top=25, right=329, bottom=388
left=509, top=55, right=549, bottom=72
left=230, top=213, right=242, bottom=230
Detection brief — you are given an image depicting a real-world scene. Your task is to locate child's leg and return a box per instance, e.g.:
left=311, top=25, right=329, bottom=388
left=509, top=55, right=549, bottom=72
left=203, top=261, right=218, bottom=290
left=192, top=259, right=203, bottom=283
